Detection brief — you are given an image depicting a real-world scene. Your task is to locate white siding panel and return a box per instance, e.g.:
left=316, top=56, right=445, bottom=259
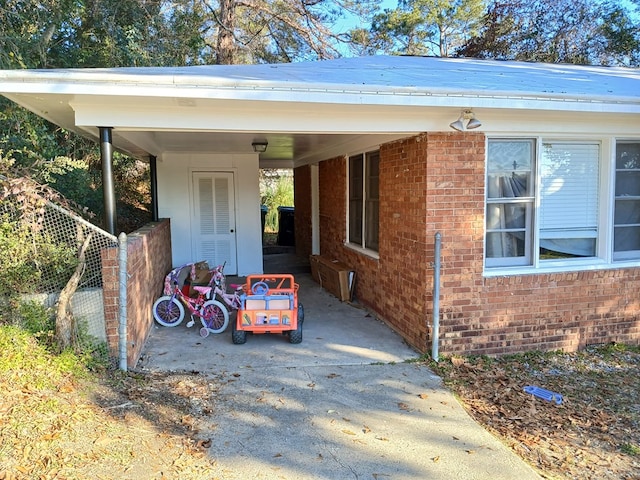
left=156, top=152, right=263, bottom=275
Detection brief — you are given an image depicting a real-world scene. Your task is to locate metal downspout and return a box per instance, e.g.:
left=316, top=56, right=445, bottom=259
left=99, top=127, right=117, bottom=235
left=149, top=155, right=159, bottom=222
left=118, top=232, right=128, bottom=371
left=432, top=232, right=442, bottom=362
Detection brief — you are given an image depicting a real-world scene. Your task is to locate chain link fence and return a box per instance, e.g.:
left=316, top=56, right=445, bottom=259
left=31, top=203, right=119, bottom=342
left=1, top=180, right=118, bottom=344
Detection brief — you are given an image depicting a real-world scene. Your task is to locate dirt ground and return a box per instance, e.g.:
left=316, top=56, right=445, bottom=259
left=2, top=344, right=639, bottom=479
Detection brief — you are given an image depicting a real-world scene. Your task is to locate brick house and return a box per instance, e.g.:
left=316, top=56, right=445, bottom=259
left=2, top=55, right=640, bottom=357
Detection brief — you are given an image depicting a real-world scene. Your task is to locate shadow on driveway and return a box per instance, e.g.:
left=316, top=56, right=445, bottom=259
left=138, top=273, right=541, bottom=480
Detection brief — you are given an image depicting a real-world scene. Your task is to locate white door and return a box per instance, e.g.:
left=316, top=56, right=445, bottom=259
left=191, top=172, right=237, bottom=274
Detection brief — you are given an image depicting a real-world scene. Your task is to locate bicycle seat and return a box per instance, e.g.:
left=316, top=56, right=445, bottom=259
left=230, top=283, right=243, bottom=291
left=193, top=286, right=212, bottom=296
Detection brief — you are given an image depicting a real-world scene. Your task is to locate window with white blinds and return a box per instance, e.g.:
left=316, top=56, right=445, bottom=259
left=614, top=142, right=640, bottom=260
left=486, top=137, right=640, bottom=272
left=539, top=143, right=599, bottom=259
left=486, top=139, right=604, bottom=270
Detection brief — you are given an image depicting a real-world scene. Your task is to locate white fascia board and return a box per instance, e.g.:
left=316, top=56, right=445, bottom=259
left=69, top=97, right=640, bottom=137
left=55, top=82, right=640, bottom=113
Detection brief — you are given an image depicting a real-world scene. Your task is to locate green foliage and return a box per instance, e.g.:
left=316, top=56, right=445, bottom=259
left=41, top=156, right=103, bottom=215
left=0, top=297, right=110, bottom=372
left=588, top=341, right=640, bottom=357
left=353, top=0, right=486, bottom=57
left=0, top=325, right=89, bottom=390
left=0, top=0, right=83, bottom=69
left=459, top=0, right=640, bottom=66
left=621, top=443, right=640, bottom=456
left=260, top=171, right=294, bottom=233
left=15, top=299, right=55, bottom=336
left=0, top=214, right=78, bottom=296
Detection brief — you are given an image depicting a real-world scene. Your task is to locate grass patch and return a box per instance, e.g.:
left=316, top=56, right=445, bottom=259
left=620, top=443, right=640, bottom=456
left=0, top=317, right=216, bottom=479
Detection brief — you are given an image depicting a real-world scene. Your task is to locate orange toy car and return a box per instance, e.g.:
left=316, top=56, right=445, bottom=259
left=231, top=274, right=304, bottom=344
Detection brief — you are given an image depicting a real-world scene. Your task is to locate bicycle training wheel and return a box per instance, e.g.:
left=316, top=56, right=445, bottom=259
left=152, top=296, right=185, bottom=327
left=200, top=299, right=229, bottom=334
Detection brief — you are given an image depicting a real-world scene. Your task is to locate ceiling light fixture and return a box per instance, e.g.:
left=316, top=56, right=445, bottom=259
left=449, top=110, right=482, bottom=131
left=252, top=140, right=268, bottom=153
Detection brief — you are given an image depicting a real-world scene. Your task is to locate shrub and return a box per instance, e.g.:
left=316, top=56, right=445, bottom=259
left=0, top=214, right=78, bottom=297
left=261, top=171, right=293, bottom=233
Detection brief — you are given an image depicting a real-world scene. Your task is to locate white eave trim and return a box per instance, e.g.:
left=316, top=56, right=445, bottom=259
left=3, top=81, right=640, bottom=115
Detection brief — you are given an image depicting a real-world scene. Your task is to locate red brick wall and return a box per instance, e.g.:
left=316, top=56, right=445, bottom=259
left=314, top=132, right=640, bottom=356
left=463, top=270, right=640, bottom=355
left=317, top=140, right=430, bottom=351
left=427, top=133, right=640, bottom=355
left=103, top=219, right=172, bottom=367
left=294, top=165, right=312, bottom=259
left=318, top=157, right=347, bottom=259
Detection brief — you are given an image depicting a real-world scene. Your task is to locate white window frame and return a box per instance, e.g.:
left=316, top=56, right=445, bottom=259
left=613, top=140, right=640, bottom=261
left=483, top=135, right=640, bottom=276
left=346, top=150, right=380, bottom=256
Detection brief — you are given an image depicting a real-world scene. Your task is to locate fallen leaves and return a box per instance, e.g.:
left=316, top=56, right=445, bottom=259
left=0, top=370, right=218, bottom=479
left=432, top=344, right=640, bottom=480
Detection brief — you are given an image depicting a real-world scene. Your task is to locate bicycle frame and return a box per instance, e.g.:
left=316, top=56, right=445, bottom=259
left=169, top=284, right=209, bottom=317
left=208, top=264, right=243, bottom=310
left=154, top=262, right=230, bottom=336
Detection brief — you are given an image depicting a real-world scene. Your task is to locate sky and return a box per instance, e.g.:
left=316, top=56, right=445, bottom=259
left=334, top=0, right=398, bottom=32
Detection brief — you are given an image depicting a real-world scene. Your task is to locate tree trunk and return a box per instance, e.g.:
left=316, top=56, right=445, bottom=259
left=56, top=226, right=93, bottom=349
left=216, top=0, right=236, bottom=64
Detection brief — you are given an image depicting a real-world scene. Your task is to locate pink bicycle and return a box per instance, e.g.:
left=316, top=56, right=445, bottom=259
left=152, top=264, right=229, bottom=337
left=208, top=263, right=244, bottom=311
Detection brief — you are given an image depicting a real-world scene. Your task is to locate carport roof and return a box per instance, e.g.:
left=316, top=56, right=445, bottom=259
left=1, top=55, right=639, bottom=163
left=2, top=55, right=640, bottom=102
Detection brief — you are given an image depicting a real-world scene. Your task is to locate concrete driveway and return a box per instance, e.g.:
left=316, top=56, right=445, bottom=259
left=138, top=273, right=542, bottom=480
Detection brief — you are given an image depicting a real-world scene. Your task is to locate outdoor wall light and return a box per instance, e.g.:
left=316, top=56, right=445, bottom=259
left=449, top=110, right=482, bottom=131
left=252, top=140, right=268, bottom=153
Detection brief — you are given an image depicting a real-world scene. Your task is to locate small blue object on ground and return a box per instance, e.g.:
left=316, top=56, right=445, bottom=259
left=523, top=385, right=563, bottom=405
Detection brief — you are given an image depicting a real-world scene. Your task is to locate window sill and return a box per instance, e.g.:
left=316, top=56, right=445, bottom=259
left=344, top=242, right=380, bottom=261
left=484, top=259, right=640, bottom=277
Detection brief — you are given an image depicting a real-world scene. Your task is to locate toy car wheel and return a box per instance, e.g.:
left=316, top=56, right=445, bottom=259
left=231, top=321, right=247, bottom=344
left=298, top=303, right=304, bottom=324
left=289, top=321, right=303, bottom=344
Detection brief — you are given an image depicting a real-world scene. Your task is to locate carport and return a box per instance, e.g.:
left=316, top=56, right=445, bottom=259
left=139, top=271, right=416, bottom=370
left=0, top=56, right=422, bottom=275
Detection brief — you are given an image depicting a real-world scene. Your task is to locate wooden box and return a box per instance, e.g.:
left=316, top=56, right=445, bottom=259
left=309, top=255, right=355, bottom=302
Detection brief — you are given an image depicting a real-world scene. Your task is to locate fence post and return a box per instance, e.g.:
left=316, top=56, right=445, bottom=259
left=118, top=232, right=128, bottom=371
left=432, top=232, right=442, bottom=362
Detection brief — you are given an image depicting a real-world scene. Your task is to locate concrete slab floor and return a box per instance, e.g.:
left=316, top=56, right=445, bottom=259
left=139, top=273, right=542, bottom=480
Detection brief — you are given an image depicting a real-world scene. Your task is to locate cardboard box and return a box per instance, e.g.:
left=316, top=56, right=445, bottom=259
left=189, top=262, right=212, bottom=297
left=309, top=255, right=355, bottom=302
left=192, top=267, right=212, bottom=284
